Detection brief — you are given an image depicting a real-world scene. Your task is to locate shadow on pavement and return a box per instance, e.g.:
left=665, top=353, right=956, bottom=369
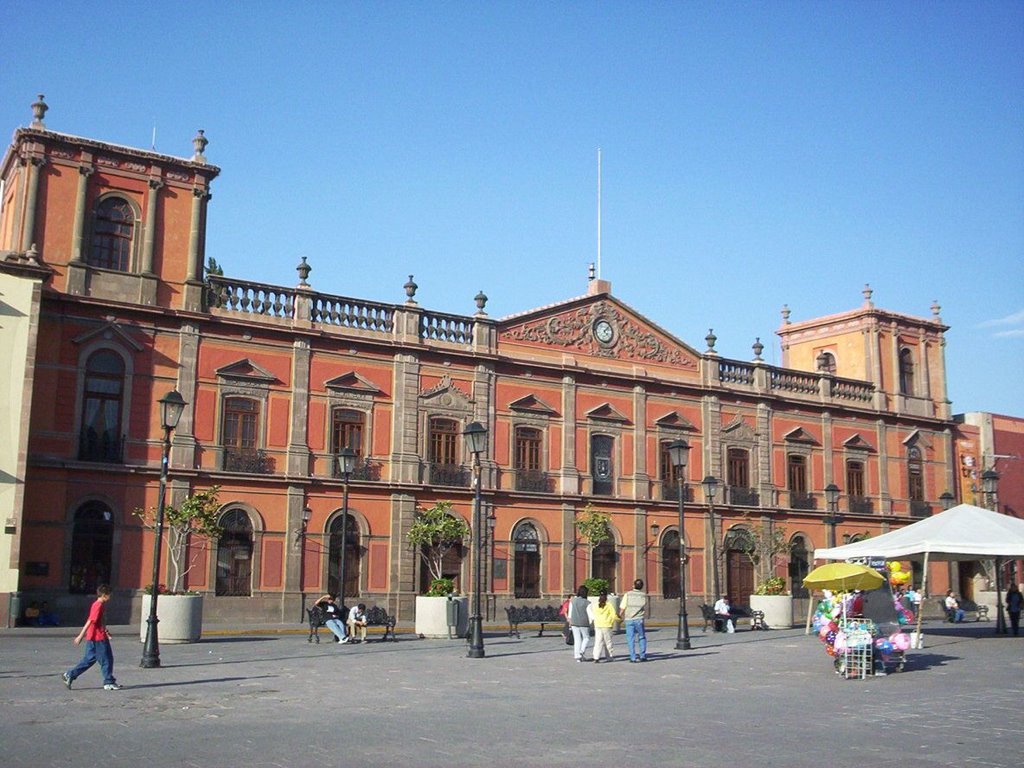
left=123, top=674, right=276, bottom=690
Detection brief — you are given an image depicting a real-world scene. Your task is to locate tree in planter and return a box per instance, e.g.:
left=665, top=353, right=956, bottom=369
left=575, top=504, right=615, bottom=592
left=133, top=487, right=222, bottom=593
left=733, top=523, right=791, bottom=593
left=407, top=501, right=470, bottom=595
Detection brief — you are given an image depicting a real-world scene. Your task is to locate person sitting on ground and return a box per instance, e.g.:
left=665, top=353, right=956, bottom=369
left=37, top=601, right=60, bottom=626
left=22, top=601, right=41, bottom=626
left=713, top=595, right=736, bottom=633
left=944, top=590, right=965, bottom=623
left=347, top=603, right=368, bottom=643
left=315, top=594, right=349, bottom=643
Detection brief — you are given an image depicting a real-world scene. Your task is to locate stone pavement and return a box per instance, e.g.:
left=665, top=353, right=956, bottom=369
left=0, top=620, right=1020, bottom=768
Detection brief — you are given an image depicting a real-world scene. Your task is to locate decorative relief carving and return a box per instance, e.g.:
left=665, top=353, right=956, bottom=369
left=96, top=156, right=119, bottom=167
left=51, top=148, right=75, bottom=159
left=166, top=170, right=190, bottom=181
left=501, top=300, right=696, bottom=368
left=123, top=161, right=147, bottom=172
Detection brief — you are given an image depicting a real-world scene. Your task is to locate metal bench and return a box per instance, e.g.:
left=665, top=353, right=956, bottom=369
left=698, top=603, right=767, bottom=631
left=364, top=605, right=398, bottom=641
left=505, top=604, right=564, bottom=638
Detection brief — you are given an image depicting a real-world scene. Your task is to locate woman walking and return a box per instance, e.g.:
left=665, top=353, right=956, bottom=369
left=591, top=590, right=618, bottom=663
left=566, top=585, right=591, bottom=662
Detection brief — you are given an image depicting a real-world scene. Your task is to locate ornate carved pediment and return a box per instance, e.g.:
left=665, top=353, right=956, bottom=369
left=902, top=429, right=931, bottom=450
left=215, top=359, right=277, bottom=384
left=784, top=427, right=819, bottom=445
left=72, top=318, right=145, bottom=352
left=654, top=411, right=697, bottom=431
left=325, top=371, right=382, bottom=395
left=499, top=298, right=699, bottom=369
left=722, top=416, right=756, bottom=442
left=843, top=434, right=874, bottom=452
left=420, top=374, right=471, bottom=409
left=585, top=402, right=630, bottom=423
left=508, top=394, right=558, bottom=416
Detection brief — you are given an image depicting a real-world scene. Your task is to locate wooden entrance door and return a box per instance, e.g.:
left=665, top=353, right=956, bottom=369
left=726, top=550, right=754, bottom=606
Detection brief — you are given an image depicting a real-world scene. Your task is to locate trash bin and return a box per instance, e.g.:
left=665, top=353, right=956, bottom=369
left=446, top=596, right=460, bottom=639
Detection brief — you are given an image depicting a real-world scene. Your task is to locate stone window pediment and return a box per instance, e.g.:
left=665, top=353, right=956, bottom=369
left=215, top=359, right=277, bottom=385
left=419, top=375, right=472, bottom=411
left=325, top=371, right=382, bottom=396
left=654, top=410, right=696, bottom=431
left=722, top=416, right=756, bottom=443
left=585, top=402, right=630, bottom=423
left=72, top=320, right=145, bottom=352
left=783, top=427, right=818, bottom=446
left=508, top=394, right=558, bottom=416
left=843, top=434, right=874, bottom=452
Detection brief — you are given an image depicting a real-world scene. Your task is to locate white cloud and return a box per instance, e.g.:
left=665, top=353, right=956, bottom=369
left=993, top=328, right=1024, bottom=339
left=978, top=309, right=1024, bottom=328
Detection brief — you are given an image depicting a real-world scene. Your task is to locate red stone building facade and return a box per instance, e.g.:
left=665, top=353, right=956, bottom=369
left=1, top=98, right=961, bottom=625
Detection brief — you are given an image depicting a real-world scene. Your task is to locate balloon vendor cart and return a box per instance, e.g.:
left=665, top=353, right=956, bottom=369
left=804, top=561, right=916, bottom=680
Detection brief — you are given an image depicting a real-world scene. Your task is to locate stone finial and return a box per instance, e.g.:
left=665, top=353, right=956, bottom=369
left=781, top=304, right=791, bottom=324
left=862, top=283, right=874, bottom=308
left=588, top=262, right=596, bottom=281
left=26, top=243, right=40, bottom=264
left=192, top=129, right=208, bottom=162
left=474, top=290, right=488, bottom=315
left=404, top=274, right=418, bottom=304
left=705, top=328, right=717, bottom=354
left=931, top=299, right=941, bottom=320
left=752, top=337, right=764, bottom=361
left=296, top=256, right=311, bottom=286
left=31, top=94, right=48, bottom=128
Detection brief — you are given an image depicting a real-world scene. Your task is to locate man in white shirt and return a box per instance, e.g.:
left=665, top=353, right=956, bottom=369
left=944, top=590, right=965, bottom=623
left=714, top=596, right=735, bottom=633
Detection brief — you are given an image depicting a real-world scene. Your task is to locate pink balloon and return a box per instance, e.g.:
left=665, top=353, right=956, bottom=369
left=890, top=632, right=910, bottom=651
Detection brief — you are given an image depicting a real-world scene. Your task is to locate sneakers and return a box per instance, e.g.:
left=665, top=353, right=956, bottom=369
left=340, top=637, right=349, bottom=644
left=61, top=672, right=73, bottom=689
left=103, top=683, right=123, bottom=691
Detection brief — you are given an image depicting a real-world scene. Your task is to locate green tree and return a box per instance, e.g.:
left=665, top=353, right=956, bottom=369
left=134, top=487, right=223, bottom=593
left=406, top=501, right=470, bottom=590
left=574, top=504, right=613, bottom=546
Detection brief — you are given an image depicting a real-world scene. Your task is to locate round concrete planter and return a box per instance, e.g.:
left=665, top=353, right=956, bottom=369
left=139, top=593, right=204, bottom=644
left=749, top=594, right=793, bottom=629
left=415, top=595, right=469, bottom=638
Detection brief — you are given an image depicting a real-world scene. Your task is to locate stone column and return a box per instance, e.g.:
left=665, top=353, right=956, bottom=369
left=67, top=162, right=93, bottom=295
left=559, top=373, right=579, bottom=494
left=284, top=485, right=307, bottom=596
left=182, top=186, right=210, bottom=312
left=756, top=402, right=772, bottom=499
left=821, top=411, right=833, bottom=486
left=390, top=493, right=418, bottom=622
left=138, top=177, right=163, bottom=305
left=631, top=384, right=649, bottom=499
left=876, top=419, right=890, bottom=513
left=287, top=339, right=312, bottom=476
left=20, top=155, right=45, bottom=252
left=389, top=353, right=422, bottom=484
left=171, top=323, right=200, bottom=470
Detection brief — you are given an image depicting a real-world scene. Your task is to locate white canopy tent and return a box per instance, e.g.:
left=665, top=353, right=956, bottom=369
left=812, top=504, right=1024, bottom=640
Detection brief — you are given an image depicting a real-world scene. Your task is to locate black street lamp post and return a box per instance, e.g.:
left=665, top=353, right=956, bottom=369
left=823, top=483, right=844, bottom=549
left=667, top=439, right=691, bottom=651
left=939, top=491, right=955, bottom=511
left=702, top=475, right=720, bottom=601
left=464, top=421, right=488, bottom=658
left=140, top=389, right=186, bottom=669
left=981, top=469, right=1007, bottom=635
left=336, top=447, right=357, bottom=601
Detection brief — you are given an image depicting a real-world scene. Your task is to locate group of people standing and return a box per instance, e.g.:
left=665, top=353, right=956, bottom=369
left=564, top=579, right=650, bottom=663
left=314, top=594, right=369, bottom=644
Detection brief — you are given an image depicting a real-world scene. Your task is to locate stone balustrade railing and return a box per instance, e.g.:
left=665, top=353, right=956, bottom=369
left=207, top=276, right=296, bottom=319
left=311, top=292, right=394, bottom=332
left=420, top=310, right=473, bottom=344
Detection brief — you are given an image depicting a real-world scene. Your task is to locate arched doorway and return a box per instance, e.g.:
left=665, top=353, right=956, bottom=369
left=661, top=530, right=680, bottom=599
left=788, top=536, right=810, bottom=597
left=216, top=508, right=253, bottom=596
left=513, top=521, right=541, bottom=598
left=724, top=528, right=755, bottom=605
left=419, top=543, right=465, bottom=594
left=328, top=514, right=361, bottom=599
left=69, top=502, right=113, bottom=593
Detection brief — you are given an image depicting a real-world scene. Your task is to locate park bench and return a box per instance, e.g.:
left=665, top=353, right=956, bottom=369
left=699, top=603, right=767, bottom=632
left=939, top=598, right=989, bottom=623
left=307, top=604, right=397, bottom=642
left=505, top=604, right=565, bottom=638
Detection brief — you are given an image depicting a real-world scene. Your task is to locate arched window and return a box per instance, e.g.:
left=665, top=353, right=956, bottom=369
left=899, top=348, right=915, bottom=395
left=661, top=530, right=680, bottom=599
left=69, top=502, right=113, bottom=594
left=79, top=350, right=125, bottom=463
left=788, top=536, right=810, bottom=597
left=88, top=197, right=134, bottom=271
left=328, top=514, right=360, bottom=598
left=818, top=351, right=837, bottom=375
left=591, top=539, right=617, bottom=593
left=216, top=509, right=253, bottom=596
left=512, top=521, right=541, bottom=598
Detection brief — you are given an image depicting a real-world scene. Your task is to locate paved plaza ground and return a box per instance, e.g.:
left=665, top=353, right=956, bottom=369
left=0, top=619, right=1020, bottom=767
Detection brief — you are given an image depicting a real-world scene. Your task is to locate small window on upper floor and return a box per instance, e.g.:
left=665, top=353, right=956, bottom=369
left=818, top=351, right=837, bottom=375
left=899, top=348, right=915, bottom=396
left=88, top=197, right=135, bottom=271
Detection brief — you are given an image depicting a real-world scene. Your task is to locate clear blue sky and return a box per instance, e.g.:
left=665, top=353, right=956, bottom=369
left=3, top=2, right=1021, bottom=416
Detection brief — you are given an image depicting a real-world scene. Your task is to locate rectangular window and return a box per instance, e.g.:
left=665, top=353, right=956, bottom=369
left=331, top=409, right=365, bottom=457
left=787, top=454, right=807, bottom=494
left=223, top=397, right=258, bottom=451
left=514, top=427, right=542, bottom=471
left=428, top=418, right=458, bottom=465
left=846, top=460, right=865, bottom=498
left=727, top=448, right=750, bottom=488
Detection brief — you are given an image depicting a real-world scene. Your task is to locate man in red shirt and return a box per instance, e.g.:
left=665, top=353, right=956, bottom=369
left=62, top=584, right=122, bottom=690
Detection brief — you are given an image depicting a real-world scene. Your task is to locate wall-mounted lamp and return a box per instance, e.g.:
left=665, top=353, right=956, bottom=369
left=645, top=521, right=661, bottom=552
left=295, top=506, right=313, bottom=548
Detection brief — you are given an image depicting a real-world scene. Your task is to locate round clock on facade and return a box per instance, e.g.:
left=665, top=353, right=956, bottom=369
left=593, top=318, right=615, bottom=345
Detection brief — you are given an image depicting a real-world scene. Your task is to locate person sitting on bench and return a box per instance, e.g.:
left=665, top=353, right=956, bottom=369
left=347, top=603, right=368, bottom=643
left=315, top=594, right=349, bottom=643
left=944, top=590, right=965, bottom=623
left=714, top=595, right=736, bottom=633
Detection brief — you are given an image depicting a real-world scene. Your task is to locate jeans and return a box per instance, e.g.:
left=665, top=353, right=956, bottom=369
left=325, top=619, right=347, bottom=642
left=571, top=625, right=590, bottom=659
left=624, top=619, right=647, bottom=660
left=67, top=639, right=116, bottom=685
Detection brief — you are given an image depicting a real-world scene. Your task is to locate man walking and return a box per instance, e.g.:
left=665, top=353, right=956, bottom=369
left=619, top=579, right=648, bottom=662
left=62, top=584, right=122, bottom=690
